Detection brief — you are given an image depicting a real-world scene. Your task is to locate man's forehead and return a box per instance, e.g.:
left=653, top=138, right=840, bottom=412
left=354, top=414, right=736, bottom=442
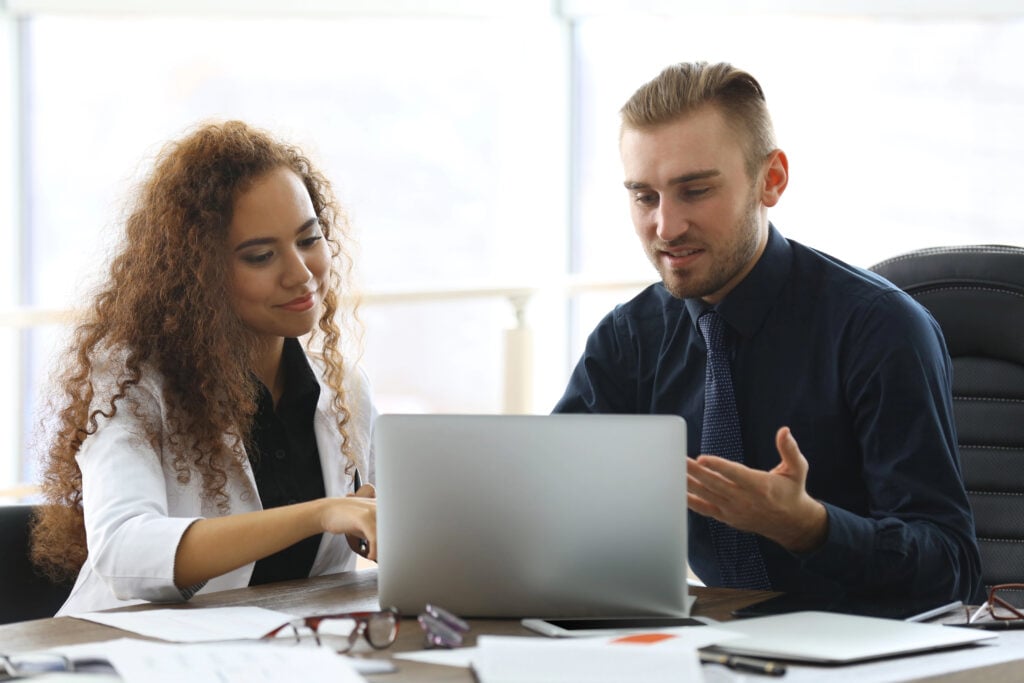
left=621, top=108, right=749, bottom=175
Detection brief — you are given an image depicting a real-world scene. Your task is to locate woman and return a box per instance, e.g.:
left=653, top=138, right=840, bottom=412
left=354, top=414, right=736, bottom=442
left=31, top=121, right=377, bottom=615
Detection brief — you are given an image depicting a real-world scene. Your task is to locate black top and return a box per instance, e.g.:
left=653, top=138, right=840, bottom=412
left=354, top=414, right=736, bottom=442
left=555, top=225, right=983, bottom=603
left=248, top=338, right=325, bottom=586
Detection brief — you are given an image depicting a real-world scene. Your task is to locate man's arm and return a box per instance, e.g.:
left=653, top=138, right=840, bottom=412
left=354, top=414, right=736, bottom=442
left=554, top=309, right=636, bottom=414
left=687, top=426, right=828, bottom=552
left=690, top=290, right=983, bottom=602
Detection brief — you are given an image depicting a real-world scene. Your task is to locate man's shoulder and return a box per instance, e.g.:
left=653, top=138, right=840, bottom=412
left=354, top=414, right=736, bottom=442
left=789, top=240, right=908, bottom=306
left=786, top=239, right=936, bottom=331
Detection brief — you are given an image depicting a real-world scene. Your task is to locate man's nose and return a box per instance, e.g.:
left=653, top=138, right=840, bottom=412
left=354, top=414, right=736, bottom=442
left=655, top=200, right=689, bottom=243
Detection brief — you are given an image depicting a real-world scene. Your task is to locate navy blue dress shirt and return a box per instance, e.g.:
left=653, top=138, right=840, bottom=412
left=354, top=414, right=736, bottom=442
left=555, top=225, right=983, bottom=603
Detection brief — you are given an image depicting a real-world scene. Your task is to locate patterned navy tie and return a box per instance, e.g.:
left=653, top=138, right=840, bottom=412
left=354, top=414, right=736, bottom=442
left=697, top=309, right=772, bottom=590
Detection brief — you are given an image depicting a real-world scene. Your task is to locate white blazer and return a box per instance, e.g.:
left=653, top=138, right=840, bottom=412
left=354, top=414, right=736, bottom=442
left=57, top=357, right=376, bottom=616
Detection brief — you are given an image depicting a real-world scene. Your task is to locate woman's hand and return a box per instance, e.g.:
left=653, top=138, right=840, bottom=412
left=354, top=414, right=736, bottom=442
left=337, top=483, right=377, bottom=561
left=174, top=491, right=379, bottom=588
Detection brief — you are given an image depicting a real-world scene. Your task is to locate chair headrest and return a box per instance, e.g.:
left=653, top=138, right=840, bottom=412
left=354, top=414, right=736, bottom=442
left=870, top=245, right=1024, bottom=293
left=870, top=245, right=1024, bottom=366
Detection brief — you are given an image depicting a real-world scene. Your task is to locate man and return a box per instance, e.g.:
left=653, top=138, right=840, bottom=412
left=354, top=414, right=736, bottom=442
left=555, top=61, right=982, bottom=602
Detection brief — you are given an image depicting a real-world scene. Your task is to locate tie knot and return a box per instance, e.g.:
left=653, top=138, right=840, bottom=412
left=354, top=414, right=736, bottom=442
left=698, top=309, right=726, bottom=351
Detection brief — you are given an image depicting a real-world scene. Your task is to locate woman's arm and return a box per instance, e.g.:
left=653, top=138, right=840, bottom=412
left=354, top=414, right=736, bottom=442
left=173, top=488, right=376, bottom=589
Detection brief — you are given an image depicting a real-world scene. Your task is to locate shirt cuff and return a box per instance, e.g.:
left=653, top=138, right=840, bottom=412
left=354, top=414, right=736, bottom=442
left=793, top=502, right=874, bottom=580
left=178, top=581, right=207, bottom=601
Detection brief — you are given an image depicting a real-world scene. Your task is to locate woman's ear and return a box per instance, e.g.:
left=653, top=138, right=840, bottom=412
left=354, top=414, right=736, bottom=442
left=761, top=149, right=789, bottom=208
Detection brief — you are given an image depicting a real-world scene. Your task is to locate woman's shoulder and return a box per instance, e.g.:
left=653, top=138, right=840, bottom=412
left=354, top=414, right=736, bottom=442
left=306, top=349, right=371, bottom=393
left=88, top=347, right=166, bottom=406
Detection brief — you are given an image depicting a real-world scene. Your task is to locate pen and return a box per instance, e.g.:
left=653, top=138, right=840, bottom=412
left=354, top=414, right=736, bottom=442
left=352, top=468, right=369, bottom=556
left=905, top=600, right=963, bottom=622
left=699, top=651, right=787, bottom=676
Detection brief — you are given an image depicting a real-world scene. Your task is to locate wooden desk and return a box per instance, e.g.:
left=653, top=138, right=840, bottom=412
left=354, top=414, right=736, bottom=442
left=0, top=569, right=1019, bottom=682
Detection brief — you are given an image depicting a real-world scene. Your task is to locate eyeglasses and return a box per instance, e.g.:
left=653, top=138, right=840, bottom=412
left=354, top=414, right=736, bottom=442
left=968, top=583, right=1024, bottom=624
left=261, top=608, right=400, bottom=653
left=418, top=603, right=470, bottom=648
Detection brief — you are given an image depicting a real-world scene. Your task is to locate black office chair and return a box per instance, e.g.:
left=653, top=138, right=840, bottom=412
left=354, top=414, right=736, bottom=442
left=870, top=244, right=1024, bottom=604
left=0, top=504, right=74, bottom=623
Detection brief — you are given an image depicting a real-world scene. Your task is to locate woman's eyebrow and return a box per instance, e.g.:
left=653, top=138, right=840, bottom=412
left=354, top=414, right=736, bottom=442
left=233, top=217, right=318, bottom=252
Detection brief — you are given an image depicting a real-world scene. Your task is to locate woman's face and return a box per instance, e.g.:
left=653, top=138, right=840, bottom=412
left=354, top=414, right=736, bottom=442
left=226, top=166, right=330, bottom=342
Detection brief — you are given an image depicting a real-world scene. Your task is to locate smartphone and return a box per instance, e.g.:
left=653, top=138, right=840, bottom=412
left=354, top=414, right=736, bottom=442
left=521, top=616, right=710, bottom=638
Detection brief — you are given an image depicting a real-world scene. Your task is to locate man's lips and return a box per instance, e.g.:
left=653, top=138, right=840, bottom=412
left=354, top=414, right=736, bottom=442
left=659, top=246, right=704, bottom=266
left=661, top=247, right=703, bottom=258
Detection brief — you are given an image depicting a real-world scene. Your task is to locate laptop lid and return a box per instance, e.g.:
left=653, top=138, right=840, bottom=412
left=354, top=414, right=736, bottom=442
left=375, top=413, right=690, bottom=618
left=713, top=611, right=996, bottom=663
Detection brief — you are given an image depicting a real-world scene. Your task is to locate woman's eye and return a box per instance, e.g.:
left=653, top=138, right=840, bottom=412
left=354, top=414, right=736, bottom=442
left=242, top=251, right=273, bottom=265
left=299, top=235, right=324, bottom=248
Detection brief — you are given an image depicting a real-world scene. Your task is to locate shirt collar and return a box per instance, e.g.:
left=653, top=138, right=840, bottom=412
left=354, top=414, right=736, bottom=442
left=253, top=337, right=321, bottom=414
left=684, top=223, right=792, bottom=338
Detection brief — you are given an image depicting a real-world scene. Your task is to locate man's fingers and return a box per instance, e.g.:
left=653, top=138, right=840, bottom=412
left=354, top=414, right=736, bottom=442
left=774, top=426, right=806, bottom=474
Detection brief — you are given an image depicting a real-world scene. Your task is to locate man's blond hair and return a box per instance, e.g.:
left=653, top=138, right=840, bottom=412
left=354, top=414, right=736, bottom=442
left=621, top=61, right=777, bottom=179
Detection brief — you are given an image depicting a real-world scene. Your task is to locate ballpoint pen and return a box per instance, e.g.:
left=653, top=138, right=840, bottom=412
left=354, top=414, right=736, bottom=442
left=699, top=651, right=787, bottom=676
left=905, top=600, right=963, bottom=623
left=352, top=468, right=369, bottom=556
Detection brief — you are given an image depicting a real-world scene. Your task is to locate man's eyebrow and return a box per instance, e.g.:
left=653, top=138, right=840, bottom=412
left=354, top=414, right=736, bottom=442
left=623, top=169, right=721, bottom=191
left=233, top=217, right=318, bottom=252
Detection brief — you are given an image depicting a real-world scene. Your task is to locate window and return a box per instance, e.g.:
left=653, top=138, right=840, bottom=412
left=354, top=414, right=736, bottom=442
left=3, top=3, right=1023, bottom=496
left=568, top=11, right=1024, bottom=353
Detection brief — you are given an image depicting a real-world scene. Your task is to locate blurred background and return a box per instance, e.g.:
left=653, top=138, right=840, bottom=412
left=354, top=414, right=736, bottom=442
left=2, top=0, right=1023, bottom=500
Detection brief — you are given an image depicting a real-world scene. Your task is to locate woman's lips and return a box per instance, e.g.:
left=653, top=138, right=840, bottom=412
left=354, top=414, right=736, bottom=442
left=278, top=293, right=315, bottom=312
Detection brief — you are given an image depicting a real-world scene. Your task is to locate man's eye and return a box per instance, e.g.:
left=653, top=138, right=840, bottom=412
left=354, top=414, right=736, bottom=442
left=633, top=192, right=658, bottom=205
left=683, top=187, right=711, bottom=199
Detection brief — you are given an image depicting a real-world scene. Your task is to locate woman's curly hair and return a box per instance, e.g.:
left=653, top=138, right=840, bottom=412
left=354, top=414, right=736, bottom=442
left=31, top=120, right=361, bottom=581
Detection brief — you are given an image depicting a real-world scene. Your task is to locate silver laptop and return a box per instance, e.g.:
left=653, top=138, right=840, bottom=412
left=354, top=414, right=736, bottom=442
left=375, top=413, right=691, bottom=618
left=713, top=611, right=996, bottom=663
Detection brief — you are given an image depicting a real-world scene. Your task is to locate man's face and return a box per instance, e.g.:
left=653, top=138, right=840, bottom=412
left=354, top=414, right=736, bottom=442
left=620, top=105, right=772, bottom=303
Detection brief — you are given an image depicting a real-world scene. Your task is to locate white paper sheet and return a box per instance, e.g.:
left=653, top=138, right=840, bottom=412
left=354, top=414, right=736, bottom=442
left=69, top=606, right=293, bottom=642
left=472, top=635, right=707, bottom=683
left=393, top=624, right=740, bottom=672
left=114, top=639, right=361, bottom=683
left=42, top=638, right=365, bottom=683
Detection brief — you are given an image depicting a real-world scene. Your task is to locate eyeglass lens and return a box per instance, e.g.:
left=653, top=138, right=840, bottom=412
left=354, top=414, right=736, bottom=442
left=990, top=584, right=1024, bottom=620
left=2, top=654, right=73, bottom=676
left=312, top=612, right=398, bottom=652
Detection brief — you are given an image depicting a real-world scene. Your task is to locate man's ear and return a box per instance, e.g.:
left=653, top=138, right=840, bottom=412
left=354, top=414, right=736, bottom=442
left=761, top=149, right=788, bottom=208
